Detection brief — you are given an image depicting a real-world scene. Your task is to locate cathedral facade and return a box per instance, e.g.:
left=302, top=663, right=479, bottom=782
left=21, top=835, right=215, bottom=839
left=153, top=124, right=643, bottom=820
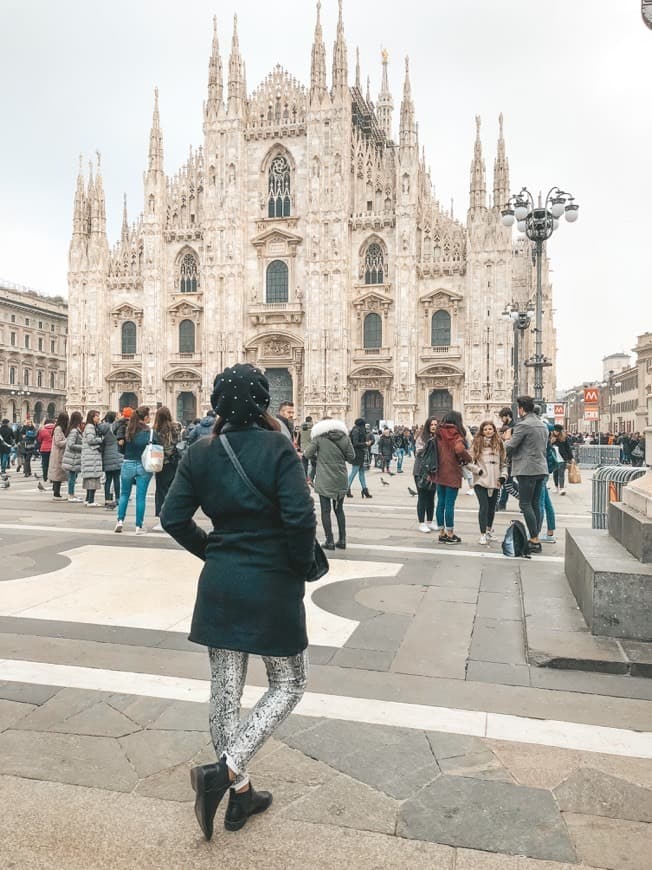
left=67, top=2, right=556, bottom=426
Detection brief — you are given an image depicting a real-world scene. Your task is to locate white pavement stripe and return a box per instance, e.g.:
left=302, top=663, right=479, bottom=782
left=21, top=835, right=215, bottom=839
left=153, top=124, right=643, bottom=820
left=0, top=659, right=649, bottom=760
left=347, top=542, right=564, bottom=563
left=345, top=503, right=591, bottom=522
left=0, top=522, right=566, bottom=561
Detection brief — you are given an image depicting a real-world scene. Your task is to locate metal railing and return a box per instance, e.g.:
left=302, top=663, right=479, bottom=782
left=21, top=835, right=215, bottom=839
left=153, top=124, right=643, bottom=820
left=591, top=465, right=646, bottom=529
left=576, top=445, right=623, bottom=468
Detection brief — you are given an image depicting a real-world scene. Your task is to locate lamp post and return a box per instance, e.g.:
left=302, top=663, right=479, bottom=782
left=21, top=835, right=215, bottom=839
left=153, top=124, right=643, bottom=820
left=502, top=187, right=579, bottom=405
left=502, top=300, right=535, bottom=417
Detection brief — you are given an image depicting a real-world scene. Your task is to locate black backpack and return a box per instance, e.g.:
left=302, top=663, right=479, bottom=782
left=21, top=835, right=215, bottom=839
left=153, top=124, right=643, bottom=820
left=416, top=439, right=438, bottom=490
left=502, top=520, right=531, bottom=558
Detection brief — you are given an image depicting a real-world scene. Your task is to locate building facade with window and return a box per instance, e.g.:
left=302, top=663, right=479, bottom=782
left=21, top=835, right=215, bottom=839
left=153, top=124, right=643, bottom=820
left=66, top=7, right=555, bottom=426
left=0, top=282, right=68, bottom=424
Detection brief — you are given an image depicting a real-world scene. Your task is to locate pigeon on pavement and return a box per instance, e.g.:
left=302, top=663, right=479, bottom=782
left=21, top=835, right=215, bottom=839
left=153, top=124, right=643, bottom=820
left=37, top=481, right=46, bottom=492
left=380, top=477, right=389, bottom=486
left=1, top=481, right=9, bottom=489
left=408, top=486, right=417, bottom=497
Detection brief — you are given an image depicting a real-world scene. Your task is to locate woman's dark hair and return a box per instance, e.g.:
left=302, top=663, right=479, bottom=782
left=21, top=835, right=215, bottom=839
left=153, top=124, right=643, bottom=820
left=55, top=412, right=69, bottom=433
left=126, top=405, right=150, bottom=441
left=85, top=410, right=99, bottom=427
left=67, top=411, right=83, bottom=435
left=154, top=406, right=172, bottom=437
left=104, top=411, right=116, bottom=424
left=441, top=410, right=465, bottom=437
left=213, top=411, right=281, bottom=436
left=422, top=416, right=438, bottom=435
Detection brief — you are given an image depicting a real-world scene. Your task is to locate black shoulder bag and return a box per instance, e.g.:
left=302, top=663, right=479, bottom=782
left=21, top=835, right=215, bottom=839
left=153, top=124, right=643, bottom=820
left=219, top=434, right=328, bottom=582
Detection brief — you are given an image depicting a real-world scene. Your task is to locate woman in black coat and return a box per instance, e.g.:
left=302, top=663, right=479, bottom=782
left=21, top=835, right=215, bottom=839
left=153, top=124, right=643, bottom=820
left=161, top=364, right=316, bottom=841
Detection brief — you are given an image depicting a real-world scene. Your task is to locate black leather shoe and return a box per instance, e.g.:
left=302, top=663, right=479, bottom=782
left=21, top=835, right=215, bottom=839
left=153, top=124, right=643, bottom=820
left=335, top=539, right=346, bottom=549
left=189, top=759, right=231, bottom=841
left=323, top=539, right=336, bottom=551
left=224, top=785, right=273, bottom=832
left=346, top=489, right=353, bottom=498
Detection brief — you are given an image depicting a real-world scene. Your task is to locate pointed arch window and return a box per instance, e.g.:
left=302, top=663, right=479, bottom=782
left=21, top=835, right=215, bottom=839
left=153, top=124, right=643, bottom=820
left=179, top=252, right=199, bottom=293
left=363, top=313, right=382, bottom=349
left=179, top=319, right=196, bottom=354
left=364, top=243, right=384, bottom=285
left=266, top=260, right=289, bottom=304
left=431, top=310, right=451, bottom=347
left=268, top=155, right=291, bottom=218
left=121, top=321, right=137, bottom=355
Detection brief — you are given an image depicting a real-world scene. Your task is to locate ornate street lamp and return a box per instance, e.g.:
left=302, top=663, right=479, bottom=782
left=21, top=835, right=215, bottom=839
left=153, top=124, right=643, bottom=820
left=501, top=187, right=580, bottom=405
left=502, top=299, right=536, bottom=416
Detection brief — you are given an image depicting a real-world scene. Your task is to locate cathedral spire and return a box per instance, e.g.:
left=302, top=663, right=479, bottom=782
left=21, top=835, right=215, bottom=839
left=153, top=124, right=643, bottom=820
left=227, top=14, right=246, bottom=116
left=93, top=150, right=107, bottom=238
left=492, top=112, right=510, bottom=209
left=121, top=193, right=129, bottom=243
left=469, top=115, right=487, bottom=210
left=204, top=15, right=224, bottom=126
left=355, top=46, right=361, bottom=90
left=399, top=56, right=416, bottom=148
left=72, top=154, right=86, bottom=238
left=310, top=1, right=327, bottom=103
left=331, top=0, right=348, bottom=95
left=148, top=87, right=164, bottom=174
left=377, top=48, right=393, bottom=140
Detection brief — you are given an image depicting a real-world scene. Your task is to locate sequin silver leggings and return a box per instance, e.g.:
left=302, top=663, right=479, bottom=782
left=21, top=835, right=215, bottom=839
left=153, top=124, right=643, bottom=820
left=208, top=647, right=308, bottom=789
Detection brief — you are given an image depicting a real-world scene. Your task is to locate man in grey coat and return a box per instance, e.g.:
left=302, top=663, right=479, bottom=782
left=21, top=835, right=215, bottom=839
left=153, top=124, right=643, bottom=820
left=505, top=395, right=550, bottom=550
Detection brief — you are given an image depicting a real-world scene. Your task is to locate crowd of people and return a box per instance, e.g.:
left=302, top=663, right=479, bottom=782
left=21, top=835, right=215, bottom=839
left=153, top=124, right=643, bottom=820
left=0, top=393, right=645, bottom=552
left=1, top=369, right=648, bottom=841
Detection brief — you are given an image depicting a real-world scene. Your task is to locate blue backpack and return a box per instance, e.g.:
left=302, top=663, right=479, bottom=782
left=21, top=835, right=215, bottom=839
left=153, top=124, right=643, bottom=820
left=502, top=520, right=531, bottom=558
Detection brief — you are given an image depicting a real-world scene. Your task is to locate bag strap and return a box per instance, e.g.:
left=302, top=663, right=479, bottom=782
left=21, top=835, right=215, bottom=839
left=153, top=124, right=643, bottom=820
left=219, top=434, right=276, bottom=512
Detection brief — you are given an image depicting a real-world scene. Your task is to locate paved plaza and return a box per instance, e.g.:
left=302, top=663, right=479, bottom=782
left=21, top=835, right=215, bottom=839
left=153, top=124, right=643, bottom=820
left=0, top=459, right=651, bottom=869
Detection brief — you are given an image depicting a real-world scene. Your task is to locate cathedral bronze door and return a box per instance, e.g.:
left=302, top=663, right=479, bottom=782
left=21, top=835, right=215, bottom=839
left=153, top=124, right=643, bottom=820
left=119, top=392, right=138, bottom=411
left=266, top=368, right=293, bottom=415
left=429, top=389, right=453, bottom=420
left=361, top=390, right=384, bottom=428
left=176, top=391, right=197, bottom=424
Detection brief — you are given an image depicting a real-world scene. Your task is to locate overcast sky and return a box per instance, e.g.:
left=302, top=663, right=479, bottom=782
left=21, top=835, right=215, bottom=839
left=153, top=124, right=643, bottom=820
left=1, top=0, right=650, bottom=388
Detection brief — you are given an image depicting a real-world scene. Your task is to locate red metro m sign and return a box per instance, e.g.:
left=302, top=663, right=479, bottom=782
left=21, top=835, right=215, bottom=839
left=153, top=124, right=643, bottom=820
left=584, top=388, right=600, bottom=404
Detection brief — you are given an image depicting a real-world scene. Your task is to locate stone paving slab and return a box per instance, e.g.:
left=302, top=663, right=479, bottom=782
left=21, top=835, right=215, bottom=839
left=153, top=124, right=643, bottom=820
left=0, top=729, right=139, bottom=791
left=285, top=719, right=440, bottom=800
left=553, top=768, right=652, bottom=823
left=563, top=813, right=652, bottom=870
left=282, top=773, right=400, bottom=834
left=0, top=698, right=35, bottom=731
left=397, top=776, right=577, bottom=863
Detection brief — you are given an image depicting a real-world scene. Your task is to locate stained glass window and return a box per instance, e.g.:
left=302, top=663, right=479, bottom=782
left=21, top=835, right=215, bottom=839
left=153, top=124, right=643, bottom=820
left=268, top=156, right=291, bottom=218
left=364, top=243, right=384, bottom=285
left=179, top=252, right=199, bottom=293
left=363, top=313, right=382, bottom=349
left=266, top=260, right=289, bottom=303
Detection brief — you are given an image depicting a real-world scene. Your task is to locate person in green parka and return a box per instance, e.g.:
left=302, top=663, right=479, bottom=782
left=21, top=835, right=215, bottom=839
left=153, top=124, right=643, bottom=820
left=304, top=417, right=355, bottom=551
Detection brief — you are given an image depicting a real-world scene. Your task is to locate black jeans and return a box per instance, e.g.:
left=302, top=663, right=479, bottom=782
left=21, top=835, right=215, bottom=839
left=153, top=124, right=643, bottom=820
left=52, top=480, right=61, bottom=497
left=416, top=479, right=435, bottom=523
left=41, top=452, right=50, bottom=481
left=319, top=495, right=346, bottom=543
left=552, top=463, right=566, bottom=489
left=23, top=452, right=32, bottom=475
left=474, top=485, right=499, bottom=533
left=104, top=469, right=121, bottom=502
left=155, top=461, right=177, bottom=517
left=517, top=475, right=546, bottom=539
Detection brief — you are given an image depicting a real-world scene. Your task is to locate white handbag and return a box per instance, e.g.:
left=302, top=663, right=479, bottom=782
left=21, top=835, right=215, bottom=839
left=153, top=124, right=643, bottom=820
left=142, top=428, right=164, bottom=473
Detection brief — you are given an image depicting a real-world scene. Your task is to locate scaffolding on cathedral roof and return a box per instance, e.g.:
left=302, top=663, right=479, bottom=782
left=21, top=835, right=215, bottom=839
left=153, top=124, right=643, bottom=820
left=350, top=86, right=386, bottom=149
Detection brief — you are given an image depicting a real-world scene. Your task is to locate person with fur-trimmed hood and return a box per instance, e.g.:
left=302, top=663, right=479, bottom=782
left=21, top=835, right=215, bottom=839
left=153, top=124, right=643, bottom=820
left=304, top=417, right=355, bottom=551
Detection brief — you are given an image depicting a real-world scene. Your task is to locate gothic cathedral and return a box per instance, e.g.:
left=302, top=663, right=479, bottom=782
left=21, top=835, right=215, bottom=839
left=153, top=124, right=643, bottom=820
left=66, top=2, right=556, bottom=426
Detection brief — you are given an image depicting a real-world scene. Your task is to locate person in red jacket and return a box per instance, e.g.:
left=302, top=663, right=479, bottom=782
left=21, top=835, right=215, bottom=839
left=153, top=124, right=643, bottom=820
left=37, top=418, right=56, bottom=482
left=433, top=411, right=472, bottom=544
